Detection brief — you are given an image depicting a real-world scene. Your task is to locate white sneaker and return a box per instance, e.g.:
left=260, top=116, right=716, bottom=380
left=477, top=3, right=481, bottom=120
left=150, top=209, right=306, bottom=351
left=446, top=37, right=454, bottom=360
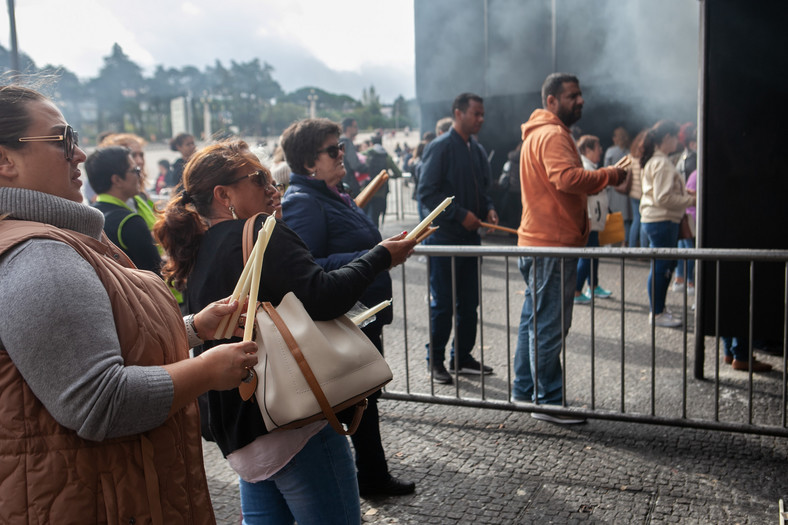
left=671, top=281, right=686, bottom=292
left=686, top=283, right=695, bottom=295
left=650, top=311, right=682, bottom=328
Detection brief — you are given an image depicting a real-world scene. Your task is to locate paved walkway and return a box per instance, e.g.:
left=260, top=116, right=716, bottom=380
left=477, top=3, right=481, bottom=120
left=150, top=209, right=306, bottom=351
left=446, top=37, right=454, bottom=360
left=200, top=217, right=788, bottom=524
left=202, top=398, right=787, bottom=523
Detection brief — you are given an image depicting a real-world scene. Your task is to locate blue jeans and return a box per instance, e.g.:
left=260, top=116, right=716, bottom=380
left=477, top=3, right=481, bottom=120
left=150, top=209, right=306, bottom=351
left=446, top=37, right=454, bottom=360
left=576, top=231, right=600, bottom=291
left=630, top=198, right=646, bottom=248
left=426, top=239, right=481, bottom=365
left=240, top=425, right=360, bottom=525
left=513, top=256, right=576, bottom=405
left=722, top=337, right=746, bottom=361
left=675, top=238, right=695, bottom=282
left=642, top=221, right=679, bottom=315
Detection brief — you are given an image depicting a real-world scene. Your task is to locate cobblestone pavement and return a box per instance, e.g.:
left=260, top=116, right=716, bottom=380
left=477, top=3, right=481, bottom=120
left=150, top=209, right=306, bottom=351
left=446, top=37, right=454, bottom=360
left=203, top=398, right=787, bottom=524
left=201, top=216, right=788, bottom=524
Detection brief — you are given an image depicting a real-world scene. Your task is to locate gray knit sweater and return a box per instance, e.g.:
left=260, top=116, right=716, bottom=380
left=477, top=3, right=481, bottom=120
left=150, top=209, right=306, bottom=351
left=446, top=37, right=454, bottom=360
left=0, top=188, right=173, bottom=440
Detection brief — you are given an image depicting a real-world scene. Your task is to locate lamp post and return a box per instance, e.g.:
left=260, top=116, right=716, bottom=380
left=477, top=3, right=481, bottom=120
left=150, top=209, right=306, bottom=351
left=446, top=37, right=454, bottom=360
left=7, top=0, right=20, bottom=76
left=307, top=89, right=318, bottom=119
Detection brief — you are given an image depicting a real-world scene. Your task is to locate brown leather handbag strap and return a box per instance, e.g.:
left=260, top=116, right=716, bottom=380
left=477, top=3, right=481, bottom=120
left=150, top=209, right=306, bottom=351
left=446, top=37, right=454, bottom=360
left=260, top=302, right=362, bottom=435
left=242, top=212, right=267, bottom=264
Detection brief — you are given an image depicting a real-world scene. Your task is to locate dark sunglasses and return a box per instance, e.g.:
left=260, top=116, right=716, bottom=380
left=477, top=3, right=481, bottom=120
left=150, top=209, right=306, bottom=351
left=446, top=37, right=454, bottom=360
left=317, top=142, right=345, bottom=159
left=227, top=170, right=276, bottom=190
left=18, top=125, right=79, bottom=161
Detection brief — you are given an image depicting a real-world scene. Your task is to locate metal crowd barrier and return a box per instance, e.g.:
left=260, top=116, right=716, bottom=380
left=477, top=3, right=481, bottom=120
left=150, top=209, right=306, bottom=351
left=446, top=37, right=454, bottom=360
left=381, top=245, right=788, bottom=437
left=383, top=174, right=420, bottom=222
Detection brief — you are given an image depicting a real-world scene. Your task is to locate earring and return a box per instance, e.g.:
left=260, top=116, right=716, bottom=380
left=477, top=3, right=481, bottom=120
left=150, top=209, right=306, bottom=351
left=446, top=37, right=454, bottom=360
left=229, top=205, right=238, bottom=220
left=310, top=171, right=317, bottom=178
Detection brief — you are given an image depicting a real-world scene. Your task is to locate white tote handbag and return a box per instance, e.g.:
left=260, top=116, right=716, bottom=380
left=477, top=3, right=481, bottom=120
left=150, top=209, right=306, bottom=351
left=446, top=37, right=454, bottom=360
left=253, top=292, right=393, bottom=435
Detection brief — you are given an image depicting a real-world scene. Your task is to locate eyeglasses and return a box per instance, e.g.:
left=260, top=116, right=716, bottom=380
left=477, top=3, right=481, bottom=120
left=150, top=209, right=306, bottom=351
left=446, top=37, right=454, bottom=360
left=227, top=170, right=276, bottom=191
left=128, top=166, right=142, bottom=177
left=275, top=183, right=287, bottom=193
left=316, top=142, right=345, bottom=159
left=18, top=125, right=79, bottom=161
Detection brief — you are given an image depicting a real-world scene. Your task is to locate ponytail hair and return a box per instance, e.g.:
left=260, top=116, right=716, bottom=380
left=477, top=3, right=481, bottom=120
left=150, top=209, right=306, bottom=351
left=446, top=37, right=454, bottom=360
left=640, top=120, right=679, bottom=168
left=154, top=139, right=256, bottom=290
left=154, top=193, right=205, bottom=291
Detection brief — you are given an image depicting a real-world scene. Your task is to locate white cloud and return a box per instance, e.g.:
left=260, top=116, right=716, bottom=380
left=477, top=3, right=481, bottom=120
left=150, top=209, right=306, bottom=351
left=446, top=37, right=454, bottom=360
left=1, top=0, right=415, bottom=100
left=180, top=1, right=204, bottom=17
left=6, top=0, right=155, bottom=75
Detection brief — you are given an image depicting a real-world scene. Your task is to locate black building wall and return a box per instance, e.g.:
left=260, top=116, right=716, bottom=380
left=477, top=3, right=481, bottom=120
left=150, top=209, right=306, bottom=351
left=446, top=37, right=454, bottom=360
left=697, top=0, right=788, bottom=346
left=415, top=0, right=788, bottom=363
left=415, top=0, right=699, bottom=179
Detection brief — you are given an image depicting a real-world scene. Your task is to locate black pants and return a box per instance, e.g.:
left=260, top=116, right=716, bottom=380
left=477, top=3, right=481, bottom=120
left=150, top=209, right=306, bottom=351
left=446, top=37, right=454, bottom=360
left=338, top=325, right=388, bottom=484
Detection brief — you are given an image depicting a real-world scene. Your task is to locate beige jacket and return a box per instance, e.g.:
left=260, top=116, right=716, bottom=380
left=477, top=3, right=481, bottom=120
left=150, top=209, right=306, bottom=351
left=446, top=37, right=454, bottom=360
left=640, top=150, right=695, bottom=223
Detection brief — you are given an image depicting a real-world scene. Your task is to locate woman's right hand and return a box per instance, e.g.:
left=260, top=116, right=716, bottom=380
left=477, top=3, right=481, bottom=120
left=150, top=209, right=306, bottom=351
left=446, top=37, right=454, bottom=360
left=379, top=232, right=418, bottom=268
left=198, top=340, right=258, bottom=391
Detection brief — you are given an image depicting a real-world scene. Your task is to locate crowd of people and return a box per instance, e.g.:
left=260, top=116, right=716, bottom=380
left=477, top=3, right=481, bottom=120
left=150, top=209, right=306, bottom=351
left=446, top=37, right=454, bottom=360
left=0, top=70, right=771, bottom=523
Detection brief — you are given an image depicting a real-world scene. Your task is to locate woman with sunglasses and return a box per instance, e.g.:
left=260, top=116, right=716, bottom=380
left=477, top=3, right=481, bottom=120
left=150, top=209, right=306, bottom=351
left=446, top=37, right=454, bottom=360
left=279, top=119, right=415, bottom=498
left=155, top=139, right=416, bottom=524
left=86, top=145, right=162, bottom=273
left=0, top=84, right=258, bottom=522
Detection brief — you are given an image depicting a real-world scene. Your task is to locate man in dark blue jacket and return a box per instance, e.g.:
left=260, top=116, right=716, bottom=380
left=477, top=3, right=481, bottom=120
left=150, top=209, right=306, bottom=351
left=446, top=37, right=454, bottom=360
left=417, top=92, right=499, bottom=384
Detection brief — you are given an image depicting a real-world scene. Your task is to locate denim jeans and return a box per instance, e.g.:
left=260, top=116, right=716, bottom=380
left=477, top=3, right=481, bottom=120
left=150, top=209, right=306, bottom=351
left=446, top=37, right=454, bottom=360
left=240, top=425, right=360, bottom=525
left=675, top=238, right=695, bottom=282
left=630, top=197, right=646, bottom=248
left=426, top=239, right=481, bottom=365
left=576, top=231, right=600, bottom=291
left=722, top=336, right=767, bottom=361
left=642, top=221, right=679, bottom=315
left=722, top=337, right=745, bottom=361
left=513, top=256, right=576, bottom=405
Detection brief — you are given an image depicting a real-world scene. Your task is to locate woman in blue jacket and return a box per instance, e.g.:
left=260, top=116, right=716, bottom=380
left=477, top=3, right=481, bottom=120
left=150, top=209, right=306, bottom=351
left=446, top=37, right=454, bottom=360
left=281, top=118, right=415, bottom=498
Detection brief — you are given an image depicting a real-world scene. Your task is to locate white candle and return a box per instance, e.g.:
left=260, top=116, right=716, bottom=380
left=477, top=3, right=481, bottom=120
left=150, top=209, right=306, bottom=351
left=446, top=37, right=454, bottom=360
left=219, top=216, right=276, bottom=340
left=243, top=216, right=276, bottom=341
left=215, top=240, right=258, bottom=337
left=405, top=196, right=453, bottom=240
left=350, top=299, right=392, bottom=326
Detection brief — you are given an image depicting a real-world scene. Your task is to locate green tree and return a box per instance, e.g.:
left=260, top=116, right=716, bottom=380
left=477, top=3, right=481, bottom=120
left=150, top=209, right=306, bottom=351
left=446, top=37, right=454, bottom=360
left=38, top=66, right=86, bottom=134
left=0, top=43, right=36, bottom=76
left=224, top=59, right=283, bottom=136
left=265, top=102, right=309, bottom=135
left=89, top=43, right=145, bottom=134
left=351, top=85, right=385, bottom=129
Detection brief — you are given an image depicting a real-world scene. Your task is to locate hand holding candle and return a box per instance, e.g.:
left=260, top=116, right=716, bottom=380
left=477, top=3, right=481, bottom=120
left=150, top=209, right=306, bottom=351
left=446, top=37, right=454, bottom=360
left=217, top=216, right=277, bottom=340
left=405, top=196, right=453, bottom=241
left=350, top=299, right=392, bottom=326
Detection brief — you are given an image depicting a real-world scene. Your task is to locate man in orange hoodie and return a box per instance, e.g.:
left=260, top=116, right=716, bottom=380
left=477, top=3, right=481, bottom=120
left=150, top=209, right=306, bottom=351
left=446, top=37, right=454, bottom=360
left=512, top=73, right=625, bottom=424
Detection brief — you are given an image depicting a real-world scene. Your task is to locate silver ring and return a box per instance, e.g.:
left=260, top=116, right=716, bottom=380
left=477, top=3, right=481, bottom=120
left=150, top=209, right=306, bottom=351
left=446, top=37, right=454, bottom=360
left=242, top=368, right=255, bottom=383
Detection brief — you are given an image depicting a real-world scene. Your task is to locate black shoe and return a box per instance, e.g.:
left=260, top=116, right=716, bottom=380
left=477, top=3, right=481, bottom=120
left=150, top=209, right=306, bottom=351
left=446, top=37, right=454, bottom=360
left=451, top=357, right=493, bottom=375
left=358, top=475, right=416, bottom=498
left=430, top=364, right=453, bottom=384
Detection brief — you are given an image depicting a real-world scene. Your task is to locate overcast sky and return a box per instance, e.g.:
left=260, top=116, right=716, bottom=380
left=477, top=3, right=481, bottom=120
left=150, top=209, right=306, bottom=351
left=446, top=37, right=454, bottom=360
left=1, top=0, right=416, bottom=102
